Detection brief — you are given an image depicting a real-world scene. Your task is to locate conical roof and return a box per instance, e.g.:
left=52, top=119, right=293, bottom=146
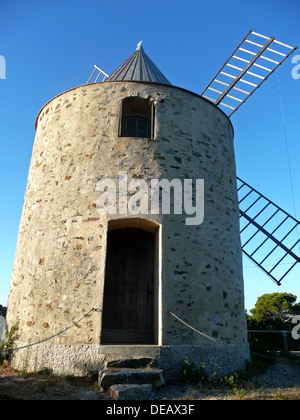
left=107, top=41, right=171, bottom=85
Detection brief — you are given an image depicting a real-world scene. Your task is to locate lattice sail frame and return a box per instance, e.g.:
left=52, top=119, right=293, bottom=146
left=201, top=30, right=297, bottom=117
left=237, top=177, right=300, bottom=285
left=86, top=65, right=109, bottom=84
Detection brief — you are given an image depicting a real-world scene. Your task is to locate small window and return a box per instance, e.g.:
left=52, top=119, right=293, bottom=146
left=125, top=117, right=149, bottom=138
left=119, top=97, right=155, bottom=139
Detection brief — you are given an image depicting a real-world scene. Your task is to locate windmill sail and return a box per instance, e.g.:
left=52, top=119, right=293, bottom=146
left=86, top=65, right=109, bottom=84
left=201, top=30, right=297, bottom=117
left=237, top=177, right=300, bottom=285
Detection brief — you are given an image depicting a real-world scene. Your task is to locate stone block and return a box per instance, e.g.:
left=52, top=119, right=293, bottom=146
left=98, top=368, right=165, bottom=390
left=109, top=384, right=153, bottom=400
left=106, top=357, right=158, bottom=369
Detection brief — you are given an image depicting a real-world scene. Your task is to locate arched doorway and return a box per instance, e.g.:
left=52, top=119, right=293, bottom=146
left=101, top=219, right=160, bottom=344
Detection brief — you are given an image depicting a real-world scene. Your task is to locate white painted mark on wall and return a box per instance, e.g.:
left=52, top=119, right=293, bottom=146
left=0, top=316, right=7, bottom=340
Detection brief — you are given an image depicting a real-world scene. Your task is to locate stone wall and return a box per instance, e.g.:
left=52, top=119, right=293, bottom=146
left=7, top=80, right=248, bottom=363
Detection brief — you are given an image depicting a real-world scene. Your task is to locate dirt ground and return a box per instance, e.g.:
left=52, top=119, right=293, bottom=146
left=0, top=356, right=300, bottom=400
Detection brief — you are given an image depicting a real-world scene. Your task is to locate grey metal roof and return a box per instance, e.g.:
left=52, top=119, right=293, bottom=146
left=107, top=41, right=172, bottom=85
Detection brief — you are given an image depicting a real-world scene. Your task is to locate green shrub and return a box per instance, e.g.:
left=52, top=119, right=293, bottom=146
left=0, top=324, right=19, bottom=365
left=182, top=357, right=206, bottom=383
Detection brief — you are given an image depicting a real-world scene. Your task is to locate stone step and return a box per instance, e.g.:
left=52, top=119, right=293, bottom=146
left=105, top=357, right=158, bottom=369
left=109, top=384, right=154, bottom=400
left=98, top=368, right=165, bottom=391
left=100, top=345, right=161, bottom=358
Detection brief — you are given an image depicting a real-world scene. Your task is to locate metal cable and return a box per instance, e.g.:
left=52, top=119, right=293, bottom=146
left=1, top=308, right=102, bottom=355
left=168, top=311, right=233, bottom=348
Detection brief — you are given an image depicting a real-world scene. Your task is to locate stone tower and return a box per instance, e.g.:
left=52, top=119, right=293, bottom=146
left=7, top=43, right=249, bottom=378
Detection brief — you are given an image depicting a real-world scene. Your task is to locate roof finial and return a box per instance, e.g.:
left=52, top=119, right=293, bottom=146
left=136, top=40, right=143, bottom=51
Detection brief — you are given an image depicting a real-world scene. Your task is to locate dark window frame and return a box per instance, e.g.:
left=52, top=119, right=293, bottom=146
left=119, top=97, right=155, bottom=139
left=125, top=117, right=149, bottom=138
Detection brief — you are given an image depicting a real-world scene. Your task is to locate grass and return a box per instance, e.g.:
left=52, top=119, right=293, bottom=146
left=0, top=351, right=299, bottom=400
left=179, top=353, right=300, bottom=400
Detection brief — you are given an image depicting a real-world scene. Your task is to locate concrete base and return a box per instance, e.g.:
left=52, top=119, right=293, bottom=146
left=10, top=342, right=250, bottom=380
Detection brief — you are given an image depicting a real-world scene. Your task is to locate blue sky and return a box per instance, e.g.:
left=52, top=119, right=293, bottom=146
left=0, top=0, right=299, bottom=312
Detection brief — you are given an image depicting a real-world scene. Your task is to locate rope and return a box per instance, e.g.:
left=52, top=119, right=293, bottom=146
left=168, top=311, right=233, bottom=348
left=168, top=311, right=294, bottom=360
left=1, top=308, right=102, bottom=355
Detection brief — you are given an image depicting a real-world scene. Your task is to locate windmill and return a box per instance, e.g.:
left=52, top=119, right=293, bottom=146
left=87, top=30, right=299, bottom=286
left=8, top=30, right=299, bottom=379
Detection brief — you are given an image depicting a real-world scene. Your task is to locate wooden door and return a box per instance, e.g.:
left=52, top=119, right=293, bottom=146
left=101, top=228, right=155, bottom=344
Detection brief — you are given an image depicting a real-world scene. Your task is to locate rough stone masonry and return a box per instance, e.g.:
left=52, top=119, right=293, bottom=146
left=7, top=80, right=249, bottom=378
